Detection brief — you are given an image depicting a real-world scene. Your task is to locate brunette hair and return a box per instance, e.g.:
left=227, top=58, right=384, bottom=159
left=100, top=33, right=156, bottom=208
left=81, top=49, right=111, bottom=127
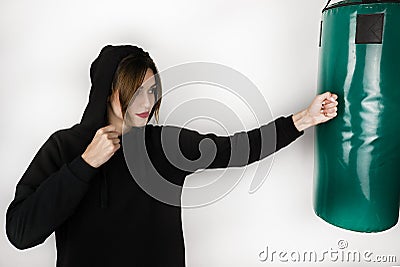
left=109, top=51, right=162, bottom=123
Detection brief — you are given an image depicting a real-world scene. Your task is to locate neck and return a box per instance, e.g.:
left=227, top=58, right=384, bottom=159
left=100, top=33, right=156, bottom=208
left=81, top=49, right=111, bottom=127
left=106, top=103, right=124, bottom=136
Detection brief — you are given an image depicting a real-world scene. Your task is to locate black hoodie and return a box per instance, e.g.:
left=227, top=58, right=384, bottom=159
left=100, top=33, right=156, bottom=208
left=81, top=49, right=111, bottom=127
left=5, top=44, right=304, bottom=267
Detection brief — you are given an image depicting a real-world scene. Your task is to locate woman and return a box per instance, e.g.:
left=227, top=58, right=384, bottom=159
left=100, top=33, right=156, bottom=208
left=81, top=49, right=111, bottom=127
left=6, top=44, right=338, bottom=267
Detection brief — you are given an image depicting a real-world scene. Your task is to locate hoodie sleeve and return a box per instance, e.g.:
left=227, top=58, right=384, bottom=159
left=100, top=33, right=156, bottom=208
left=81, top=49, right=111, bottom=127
left=5, top=132, right=99, bottom=250
left=174, top=115, right=304, bottom=172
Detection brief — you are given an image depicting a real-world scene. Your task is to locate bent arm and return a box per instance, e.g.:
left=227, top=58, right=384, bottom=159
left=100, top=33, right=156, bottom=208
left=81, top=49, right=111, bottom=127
left=5, top=133, right=99, bottom=250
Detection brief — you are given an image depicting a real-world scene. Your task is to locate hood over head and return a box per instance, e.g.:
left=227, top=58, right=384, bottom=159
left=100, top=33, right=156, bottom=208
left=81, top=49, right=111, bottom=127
left=80, top=44, right=154, bottom=134
left=76, top=44, right=157, bottom=209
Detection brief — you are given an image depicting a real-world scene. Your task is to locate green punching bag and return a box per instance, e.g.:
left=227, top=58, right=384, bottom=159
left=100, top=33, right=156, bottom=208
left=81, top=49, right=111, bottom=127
left=314, top=0, right=400, bottom=232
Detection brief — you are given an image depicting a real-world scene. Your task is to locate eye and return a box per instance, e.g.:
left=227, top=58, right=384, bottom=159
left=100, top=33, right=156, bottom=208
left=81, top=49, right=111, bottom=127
left=148, top=86, right=157, bottom=94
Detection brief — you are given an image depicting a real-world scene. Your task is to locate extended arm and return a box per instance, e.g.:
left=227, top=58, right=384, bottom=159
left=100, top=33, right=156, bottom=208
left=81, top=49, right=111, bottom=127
left=172, top=115, right=303, bottom=172
left=165, top=91, right=338, bottom=173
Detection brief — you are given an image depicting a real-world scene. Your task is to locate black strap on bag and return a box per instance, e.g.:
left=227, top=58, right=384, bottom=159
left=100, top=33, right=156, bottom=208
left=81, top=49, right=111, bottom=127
left=323, top=0, right=400, bottom=13
left=323, top=0, right=332, bottom=12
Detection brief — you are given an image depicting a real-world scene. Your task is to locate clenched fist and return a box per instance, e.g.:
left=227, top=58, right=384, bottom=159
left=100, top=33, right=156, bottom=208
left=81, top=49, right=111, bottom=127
left=292, top=91, right=339, bottom=132
left=81, top=125, right=121, bottom=168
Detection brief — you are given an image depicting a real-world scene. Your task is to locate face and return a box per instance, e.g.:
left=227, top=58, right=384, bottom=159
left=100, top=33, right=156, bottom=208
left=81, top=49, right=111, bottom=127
left=110, top=68, right=157, bottom=128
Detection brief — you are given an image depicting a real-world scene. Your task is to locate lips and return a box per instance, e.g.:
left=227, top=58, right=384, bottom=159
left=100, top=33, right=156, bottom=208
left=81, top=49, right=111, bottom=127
left=136, top=112, right=149, bottom=118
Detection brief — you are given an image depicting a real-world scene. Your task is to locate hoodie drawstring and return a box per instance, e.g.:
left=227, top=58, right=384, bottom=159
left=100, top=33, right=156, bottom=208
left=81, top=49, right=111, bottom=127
left=100, top=166, right=108, bottom=209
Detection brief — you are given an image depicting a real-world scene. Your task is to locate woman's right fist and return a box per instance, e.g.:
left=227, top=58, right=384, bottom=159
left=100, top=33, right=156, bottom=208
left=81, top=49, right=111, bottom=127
left=81, top=125, right=121, bottom=168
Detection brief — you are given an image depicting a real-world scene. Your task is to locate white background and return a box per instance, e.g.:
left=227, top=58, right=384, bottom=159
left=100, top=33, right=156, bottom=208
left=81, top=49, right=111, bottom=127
left=1, top=0, right=399, bottom=266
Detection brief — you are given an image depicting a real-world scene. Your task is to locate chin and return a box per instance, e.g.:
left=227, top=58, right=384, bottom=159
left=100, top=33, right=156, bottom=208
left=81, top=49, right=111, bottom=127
left=132, top=120, right=147, bottom=127
left=124, top=117, right=141, bottom=127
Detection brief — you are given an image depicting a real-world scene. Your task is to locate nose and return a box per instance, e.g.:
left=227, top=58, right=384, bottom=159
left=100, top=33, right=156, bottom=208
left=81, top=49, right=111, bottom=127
left=142, top=91, right=153, bottom=109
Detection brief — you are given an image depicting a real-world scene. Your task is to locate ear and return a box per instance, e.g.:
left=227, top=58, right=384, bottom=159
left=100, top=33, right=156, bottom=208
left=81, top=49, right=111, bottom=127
left=109, top=90, right=123, bottom=117
left=109, top=90, right=119, bottom=105
left=114, top=90, right=124, bottom=116
left=116, top=91, right=120, bottom=103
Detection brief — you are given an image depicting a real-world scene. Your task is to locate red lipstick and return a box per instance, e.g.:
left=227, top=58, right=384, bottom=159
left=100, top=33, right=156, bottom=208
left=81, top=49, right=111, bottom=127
left=136, top=112, right=149, bottom=118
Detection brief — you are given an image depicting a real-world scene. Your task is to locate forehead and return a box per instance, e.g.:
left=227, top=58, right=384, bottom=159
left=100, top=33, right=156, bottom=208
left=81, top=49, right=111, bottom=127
left=142, top=68, right=156, bottom=87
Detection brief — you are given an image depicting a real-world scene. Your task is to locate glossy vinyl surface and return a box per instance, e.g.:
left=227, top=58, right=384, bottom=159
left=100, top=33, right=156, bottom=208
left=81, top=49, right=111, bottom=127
left=314, top=1, right=400, bottom=232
